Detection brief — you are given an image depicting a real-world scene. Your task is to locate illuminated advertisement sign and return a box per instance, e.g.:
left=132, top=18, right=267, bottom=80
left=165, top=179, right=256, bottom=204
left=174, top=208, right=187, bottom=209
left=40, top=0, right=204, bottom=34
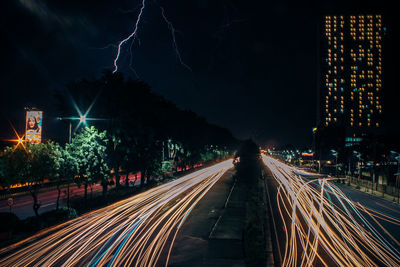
left=25, top=110, right=43, bottom=143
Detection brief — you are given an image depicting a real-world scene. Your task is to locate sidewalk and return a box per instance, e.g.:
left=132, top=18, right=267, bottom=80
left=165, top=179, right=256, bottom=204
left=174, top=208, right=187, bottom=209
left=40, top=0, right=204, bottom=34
left=169, top=168, right=246, bottom=267
left=289, top=163, right=400, bottom=205
left=341, top=179, right=400, bottom=205
left=263, top=166, right=281, bottom=267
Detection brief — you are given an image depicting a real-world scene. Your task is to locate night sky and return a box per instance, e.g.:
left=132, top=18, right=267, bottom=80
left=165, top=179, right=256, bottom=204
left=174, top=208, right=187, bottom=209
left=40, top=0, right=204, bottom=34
left=0, top=0, right=397, bottom=147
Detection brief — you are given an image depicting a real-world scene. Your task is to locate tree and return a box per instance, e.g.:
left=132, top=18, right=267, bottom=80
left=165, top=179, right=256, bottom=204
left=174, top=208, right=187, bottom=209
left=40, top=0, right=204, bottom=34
left=0, top=154, right=8, bottom=189
left=235, top=139, right=261, bottom=186
left=2, top=142, right=59, bottom=217
left=107, top=130, right=125, bottom=189
left=28, top=142, right=60, bottom=216
left=0, top=147, right=25, bottom=194
left=56, top=143, right=79, bottom=209
left=55, top=71, right=237, bottom=186
left=70, top=126, right=110, bottom=199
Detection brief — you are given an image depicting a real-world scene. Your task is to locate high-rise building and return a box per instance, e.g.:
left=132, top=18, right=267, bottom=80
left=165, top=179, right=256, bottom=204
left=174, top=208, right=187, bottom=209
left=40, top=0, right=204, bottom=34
left=319, top=14, right=385, bottom=146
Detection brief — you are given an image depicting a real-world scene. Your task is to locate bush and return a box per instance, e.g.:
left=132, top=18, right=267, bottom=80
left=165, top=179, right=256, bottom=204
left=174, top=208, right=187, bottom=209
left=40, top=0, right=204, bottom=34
left=21, top=216, right=44, bottom=234
left=234, top=140, right=266, bottom=266
left=244, top=187, right=267, bottom=266
left=0, top=212, right=20, bottom=233
left=60, top=207, right=78, bottom=220
left=42, top=207, right=78, bottom=222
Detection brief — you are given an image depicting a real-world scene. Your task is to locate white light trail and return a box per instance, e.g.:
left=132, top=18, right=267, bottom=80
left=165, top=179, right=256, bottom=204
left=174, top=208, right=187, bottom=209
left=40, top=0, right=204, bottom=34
left=0, top=160, right=233, bottom=266
left=262, top=155, right=400, bottom=266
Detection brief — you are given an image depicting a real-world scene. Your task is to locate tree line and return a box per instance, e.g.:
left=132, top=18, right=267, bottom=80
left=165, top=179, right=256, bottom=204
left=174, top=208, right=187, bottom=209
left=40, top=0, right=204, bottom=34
left=0, top=71, right=237, bottom=216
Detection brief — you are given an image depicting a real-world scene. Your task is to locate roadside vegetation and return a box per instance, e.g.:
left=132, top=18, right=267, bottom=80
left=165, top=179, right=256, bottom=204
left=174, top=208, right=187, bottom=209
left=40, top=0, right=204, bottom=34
left=234, top=140, right=267, bottom=267
left=0, top=71, right=236, bottom=247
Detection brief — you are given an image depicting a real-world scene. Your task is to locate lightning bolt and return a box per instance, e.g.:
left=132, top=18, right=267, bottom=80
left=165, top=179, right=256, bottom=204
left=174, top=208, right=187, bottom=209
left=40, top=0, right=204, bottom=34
left=113, top=0, right=146, bottom=73
left=159, top=6, right=192, bottom=71
left=90, top=44, right=117, bottom=50
left=128, top=34, right=139, bottom=78
left=112, top=0, right=191, bottom=74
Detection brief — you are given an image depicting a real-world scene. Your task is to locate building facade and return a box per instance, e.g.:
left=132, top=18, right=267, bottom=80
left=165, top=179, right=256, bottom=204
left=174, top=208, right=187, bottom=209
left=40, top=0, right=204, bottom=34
left=320, top=14, right=385, bottom=145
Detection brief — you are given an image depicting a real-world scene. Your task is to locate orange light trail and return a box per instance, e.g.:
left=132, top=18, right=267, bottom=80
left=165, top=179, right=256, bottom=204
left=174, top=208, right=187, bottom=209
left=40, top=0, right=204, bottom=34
left=0, top=160, right=233, bottom=266
left=262, top=155, right=400, bottom=267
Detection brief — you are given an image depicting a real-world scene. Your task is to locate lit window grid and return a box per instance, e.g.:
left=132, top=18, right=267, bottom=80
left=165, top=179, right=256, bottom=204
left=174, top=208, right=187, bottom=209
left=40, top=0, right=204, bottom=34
left=323, top=14, right=383, bottom=127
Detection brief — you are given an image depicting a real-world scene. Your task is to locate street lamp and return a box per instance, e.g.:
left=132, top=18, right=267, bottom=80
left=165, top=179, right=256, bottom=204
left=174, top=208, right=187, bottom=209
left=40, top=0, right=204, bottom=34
left=57, top=117, right=75, bottom=144
left=353, top=151, right=362, bottom=186
left=79, top=115, right=86, bottom=124
left=312, top=127, right=317, bottom=172
left=390, top=151, right=400, bottom=203
left=331, top=149, right=338, bottom=178
left=5, top=122, right=28, bottom=152
left=57, top=94, right=103, bottom=143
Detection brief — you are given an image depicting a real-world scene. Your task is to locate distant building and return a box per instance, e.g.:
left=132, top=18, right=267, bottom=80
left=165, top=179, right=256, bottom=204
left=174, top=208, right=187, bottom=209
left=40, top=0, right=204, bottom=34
left=318, top=14, right=385, bottom=148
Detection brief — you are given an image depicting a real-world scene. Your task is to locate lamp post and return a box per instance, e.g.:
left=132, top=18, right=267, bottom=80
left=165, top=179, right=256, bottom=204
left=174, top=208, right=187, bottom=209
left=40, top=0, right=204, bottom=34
left=312, top=127, right=317, bottom=172
left=57, top=113, right=97, bottom=143
left=353, top=151, right=362, bottom=187
left=56, top=112, right=96, bottom=208
left=57, top=117, right=79, bottom=144
left=390, top=151, right=400, bottom=203
left=331, top=149, right=338, bottom=178
left=56, top=116, right=84, bottom=208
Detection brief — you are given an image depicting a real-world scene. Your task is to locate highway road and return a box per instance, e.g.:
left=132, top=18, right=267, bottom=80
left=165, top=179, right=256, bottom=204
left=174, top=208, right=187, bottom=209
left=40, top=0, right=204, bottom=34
left=263, top=155, right=400, bottom=267
left=0, top=173, right=142, bottom=219
left=0, top=160, right=233, bottom=266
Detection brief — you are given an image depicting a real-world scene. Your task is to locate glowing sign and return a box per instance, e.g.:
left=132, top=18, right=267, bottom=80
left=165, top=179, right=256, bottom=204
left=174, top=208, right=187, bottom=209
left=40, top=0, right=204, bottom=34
left=25, top=110, right=43, bottom=143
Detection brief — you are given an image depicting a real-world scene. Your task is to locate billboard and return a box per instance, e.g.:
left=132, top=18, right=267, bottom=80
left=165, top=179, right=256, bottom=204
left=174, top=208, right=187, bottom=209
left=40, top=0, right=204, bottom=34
left=25, top=110, right=43, bottom=143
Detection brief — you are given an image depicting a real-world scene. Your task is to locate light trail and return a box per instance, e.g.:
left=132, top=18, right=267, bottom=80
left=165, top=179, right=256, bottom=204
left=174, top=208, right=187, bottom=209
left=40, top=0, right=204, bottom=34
left=262, top=154, right=400, bottom=267
left=0, top=160, right=233, bottom=266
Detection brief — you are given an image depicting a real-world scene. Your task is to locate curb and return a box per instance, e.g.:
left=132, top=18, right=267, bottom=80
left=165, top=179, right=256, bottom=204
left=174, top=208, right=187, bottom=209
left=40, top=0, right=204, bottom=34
left=262, top=167, right=280, bottom=267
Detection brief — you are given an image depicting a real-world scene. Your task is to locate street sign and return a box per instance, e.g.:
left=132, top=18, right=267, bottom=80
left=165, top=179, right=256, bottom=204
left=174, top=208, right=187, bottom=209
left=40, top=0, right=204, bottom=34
left=7, top=197, right=13, bottom=207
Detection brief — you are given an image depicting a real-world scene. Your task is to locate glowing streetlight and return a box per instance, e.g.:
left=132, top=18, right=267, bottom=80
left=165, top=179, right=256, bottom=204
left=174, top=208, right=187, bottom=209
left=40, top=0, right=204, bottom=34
left=57, top=97, right=96, bottom=142
left=79, top=115, right=86, bottom=124
left=3, top=122, right=28, bottom=152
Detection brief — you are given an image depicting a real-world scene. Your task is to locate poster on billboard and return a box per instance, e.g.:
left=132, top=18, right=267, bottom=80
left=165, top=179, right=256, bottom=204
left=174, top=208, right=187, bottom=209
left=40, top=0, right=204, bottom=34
left=25, top=110, right=43, bottom=143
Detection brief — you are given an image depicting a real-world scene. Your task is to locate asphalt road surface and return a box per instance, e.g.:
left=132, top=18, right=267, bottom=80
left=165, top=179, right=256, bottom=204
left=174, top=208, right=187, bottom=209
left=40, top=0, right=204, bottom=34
left=263, top=155, right=400, bottom=266
left=0, top=173, right=142, bottom=219
left=0, top=160, right=233, bottom=266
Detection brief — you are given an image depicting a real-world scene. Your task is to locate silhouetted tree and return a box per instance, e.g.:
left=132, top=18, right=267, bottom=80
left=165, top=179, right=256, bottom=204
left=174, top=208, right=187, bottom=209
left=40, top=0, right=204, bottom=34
left=55, top=71, right=237, bottom=187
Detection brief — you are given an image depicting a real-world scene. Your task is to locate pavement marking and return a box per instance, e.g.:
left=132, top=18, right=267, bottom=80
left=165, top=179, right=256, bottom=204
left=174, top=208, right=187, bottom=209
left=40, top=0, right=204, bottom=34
left=265, top=177, right=282, bottom=264
left=375, top=202, right=400, bottom=215
left=41, top=203, right=55, bottom=208
left=209, top=215, right=223, bottom=239
left=224, top=178, right=236, bottom=208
